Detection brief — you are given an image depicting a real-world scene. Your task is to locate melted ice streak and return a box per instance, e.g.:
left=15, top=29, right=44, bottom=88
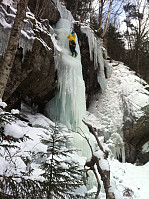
left=46, top=0, right=94, bottom=157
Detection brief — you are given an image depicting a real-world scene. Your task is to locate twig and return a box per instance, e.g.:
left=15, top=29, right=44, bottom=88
left=82, top=119, right=115, bottom=199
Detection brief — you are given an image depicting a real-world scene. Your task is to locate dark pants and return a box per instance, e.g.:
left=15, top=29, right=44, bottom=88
left=69, top=41, right=77, bottom=56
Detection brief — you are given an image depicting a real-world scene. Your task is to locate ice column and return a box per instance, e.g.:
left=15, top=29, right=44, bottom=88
left=45, top=1, right=93, bottom=157
left=46, top=20, right=86, bottom=129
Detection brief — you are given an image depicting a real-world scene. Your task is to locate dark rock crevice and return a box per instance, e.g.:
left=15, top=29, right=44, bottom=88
left=123, top=108, right=149, bottom=164
left=0, top=1, right=60, bottom=111
left=4, top=32, right=57, bottom=112
left=74, top=24, right=101, bottom=108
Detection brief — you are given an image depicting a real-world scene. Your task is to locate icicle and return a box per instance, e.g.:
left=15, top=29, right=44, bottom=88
left=19, top=18, right=34, bottom=59
left=80, top=25, right=112, bottom=92
left=107, top=133, right=125, bottom=162
left=0, top=3, right=34, bottom=58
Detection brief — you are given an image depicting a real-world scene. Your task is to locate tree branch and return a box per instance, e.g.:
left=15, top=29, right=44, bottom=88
left=83, top=119, right=115, bottom=199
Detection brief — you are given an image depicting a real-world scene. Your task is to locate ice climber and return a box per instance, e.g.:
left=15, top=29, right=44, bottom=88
left=67, top=31, right=78, bottom=57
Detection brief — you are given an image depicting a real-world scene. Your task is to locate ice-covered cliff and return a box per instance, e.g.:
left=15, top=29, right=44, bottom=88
left=87, top=62, right=149, bottom=163
left=0, top=0, right=149, bottom=198
left=0, top=0, right=60, bottom=109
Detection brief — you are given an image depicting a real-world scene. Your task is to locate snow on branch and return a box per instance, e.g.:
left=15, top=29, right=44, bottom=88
left=83, top=119, right=116, bottom=199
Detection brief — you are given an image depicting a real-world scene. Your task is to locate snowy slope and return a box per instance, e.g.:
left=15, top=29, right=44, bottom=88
left=1, top=104, right=149, bottom=199
left=86, top=62, right=149, bottom=197
left=87, top=62, right=149, bottom=136
left=110, top=160, right=149, bottom=199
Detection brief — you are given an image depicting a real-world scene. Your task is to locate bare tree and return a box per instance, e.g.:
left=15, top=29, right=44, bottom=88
left=91, top=0, right=127, bottom=38
left=73, top=0, right=79, bottom=18
left=95, top=0, right=121, bottom=37
left=101, top=0, right=114, bottom=38
left=0, top=0, right=29, bottom=99
left=82, top=120, right=116, bottom=199
left=111, top=0, right=125, bottom=28
left=124, top=0, right=149, bottom=75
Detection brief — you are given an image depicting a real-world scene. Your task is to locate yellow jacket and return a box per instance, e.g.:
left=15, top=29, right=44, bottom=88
left=67, top=33, right=76, bottom=41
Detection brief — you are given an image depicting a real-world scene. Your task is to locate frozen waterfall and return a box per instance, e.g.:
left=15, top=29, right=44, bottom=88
left=45, top=0, right=94, bottom=157
left=46, top=10, right=86, bottom=131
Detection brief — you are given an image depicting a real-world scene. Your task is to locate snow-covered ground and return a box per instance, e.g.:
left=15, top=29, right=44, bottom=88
left=86, top=62, right=149, bottom=198
left=87, top=62, right=149, bottom=136
left=1, top=102, right=149, bottom=198
left=110, top=160, right=149, bottom=199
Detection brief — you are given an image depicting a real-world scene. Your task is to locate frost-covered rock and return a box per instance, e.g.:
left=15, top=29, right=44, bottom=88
left=0, top=2, right=34, bottom=57
left=74, top=23, right=112, bottom=107
left=0, top=1, right=60, bottom=110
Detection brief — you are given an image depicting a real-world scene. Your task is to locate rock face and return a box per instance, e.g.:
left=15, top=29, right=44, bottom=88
left=4, top=32, right=57, bottom=112
left=0, top=1, right=101, bottom=111
left=28, top=0, right=60, bottom=24
left=123, top=107, right=149, bottom=164
left=0, top=1, right=60, bottom=111
left=74, top=24, right=101, bottom=108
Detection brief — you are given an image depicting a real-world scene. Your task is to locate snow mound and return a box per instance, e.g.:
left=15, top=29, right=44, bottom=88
left=4, top=123, right=25, bottom=138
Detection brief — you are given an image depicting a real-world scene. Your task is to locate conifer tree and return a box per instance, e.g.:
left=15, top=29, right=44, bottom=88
left=0, top=108, right=42, bottom=198
left=123, top=0, right=149, bottom=78
left=39, top=124, right=88, bottom=199
left=0, top=109, right=94, bottom=198
left=105, top=24, right=125, bottom=61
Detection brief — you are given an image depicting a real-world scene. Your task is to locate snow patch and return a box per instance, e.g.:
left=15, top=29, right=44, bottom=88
left=2, top=0, right=13, bottom=6
left=0, top=98, right=7, bottom=108
left=142, top=141, right=149, bottom=153
left=11, top=109, right=19, bottom=115
left=4, top=123, right=25, bottom=138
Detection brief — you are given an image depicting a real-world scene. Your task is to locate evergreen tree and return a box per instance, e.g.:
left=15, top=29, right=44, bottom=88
left=105, top=24, right=126, bottom=61
left=0, top=108, right=42, bottom=199
left=39, top=124, right=88, bottom=199
left=123, top=1, right=149, bottom=79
